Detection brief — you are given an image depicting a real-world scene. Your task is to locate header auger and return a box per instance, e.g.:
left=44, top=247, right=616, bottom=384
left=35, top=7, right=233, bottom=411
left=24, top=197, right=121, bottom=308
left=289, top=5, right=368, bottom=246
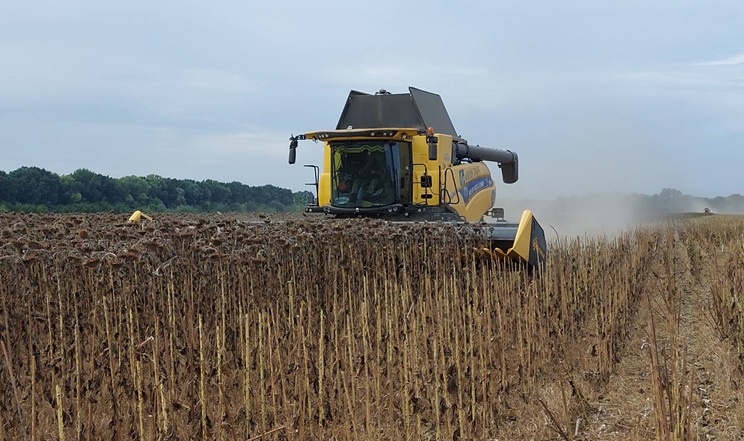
left=289, top=87, right=546, bottom=268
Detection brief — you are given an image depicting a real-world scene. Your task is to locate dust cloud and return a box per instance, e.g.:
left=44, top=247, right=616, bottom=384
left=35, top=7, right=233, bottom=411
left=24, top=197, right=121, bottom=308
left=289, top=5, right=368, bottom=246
left=496, top=194, right=649, bottom=240
left=493, top=191, right=724, bottom=240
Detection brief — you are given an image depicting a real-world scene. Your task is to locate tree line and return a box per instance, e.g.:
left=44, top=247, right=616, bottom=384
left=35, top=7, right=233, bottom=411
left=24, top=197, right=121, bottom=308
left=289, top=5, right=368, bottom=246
left=633, top=188, right=744, bottom=215
left=0, top=167, right=314, bottom=213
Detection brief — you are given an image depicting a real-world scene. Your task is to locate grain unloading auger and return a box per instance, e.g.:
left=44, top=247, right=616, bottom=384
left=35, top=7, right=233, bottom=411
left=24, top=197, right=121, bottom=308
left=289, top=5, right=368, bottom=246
left=288, top=87, right=547, bottom=268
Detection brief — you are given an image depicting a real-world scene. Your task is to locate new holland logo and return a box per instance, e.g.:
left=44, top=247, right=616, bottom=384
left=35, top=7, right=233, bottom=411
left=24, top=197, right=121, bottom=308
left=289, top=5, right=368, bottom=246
left=459, top=169, right=465, bottom=187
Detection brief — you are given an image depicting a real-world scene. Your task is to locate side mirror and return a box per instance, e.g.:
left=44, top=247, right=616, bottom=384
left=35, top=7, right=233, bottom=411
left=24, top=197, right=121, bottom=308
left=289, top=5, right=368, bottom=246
left=288, top=138, right=298, bottom=164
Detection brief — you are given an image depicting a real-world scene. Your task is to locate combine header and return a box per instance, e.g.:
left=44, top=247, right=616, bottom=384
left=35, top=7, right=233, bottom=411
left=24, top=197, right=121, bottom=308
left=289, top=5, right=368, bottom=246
left=288, top=87, right=546, bottom=268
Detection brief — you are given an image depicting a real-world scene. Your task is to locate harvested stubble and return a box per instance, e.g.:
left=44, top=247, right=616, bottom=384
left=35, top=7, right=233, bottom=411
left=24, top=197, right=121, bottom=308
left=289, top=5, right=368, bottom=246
left=680, top=217, right=744, bottom=368
left=0, top=212, right=662, bottom=439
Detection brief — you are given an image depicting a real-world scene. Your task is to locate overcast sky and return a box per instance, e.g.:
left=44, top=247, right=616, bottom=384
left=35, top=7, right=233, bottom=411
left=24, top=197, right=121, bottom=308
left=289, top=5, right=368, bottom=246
left=1, top=0, right=742, bottom=199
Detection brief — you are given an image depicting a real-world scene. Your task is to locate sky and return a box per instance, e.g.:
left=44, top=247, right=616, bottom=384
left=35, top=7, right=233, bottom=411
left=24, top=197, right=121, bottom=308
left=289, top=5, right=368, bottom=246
left=1, top=0, right=742, bottom=200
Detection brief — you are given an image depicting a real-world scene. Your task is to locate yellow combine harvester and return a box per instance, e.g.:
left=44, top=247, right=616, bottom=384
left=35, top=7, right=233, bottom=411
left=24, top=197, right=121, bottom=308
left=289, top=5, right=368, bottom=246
left=289, top=87, right=546, bottom=268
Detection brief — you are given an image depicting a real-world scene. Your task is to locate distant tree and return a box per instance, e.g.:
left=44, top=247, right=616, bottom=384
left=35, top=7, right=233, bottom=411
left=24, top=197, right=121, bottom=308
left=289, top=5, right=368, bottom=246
left=174, top=187, right=186, bottom=206
left=255, top=184, right=293, bottom=206
left=720, top=194, right=744, bottom=212
left=227, top=181, right=253, bottom=205
left=120, top=175, right=151, bottom=206
left=7, top=166, right=63, bottom=205
left=144, top=175, right=171, bottom=206
left=0, top=171, right=9, bottom=202
left=180, top=179, right=204, bottom=206
left=658, top=188, right=683, bottom=199
left=294, top=191, right=314, bottom=206
left=69, top=169, right=124, bottom=203
left=202, top=180, right=231, bottom=205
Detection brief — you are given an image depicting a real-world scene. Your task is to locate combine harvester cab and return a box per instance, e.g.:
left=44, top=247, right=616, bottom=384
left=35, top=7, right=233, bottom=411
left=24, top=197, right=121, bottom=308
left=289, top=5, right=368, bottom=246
left=288, top=87, right=547, bottom=269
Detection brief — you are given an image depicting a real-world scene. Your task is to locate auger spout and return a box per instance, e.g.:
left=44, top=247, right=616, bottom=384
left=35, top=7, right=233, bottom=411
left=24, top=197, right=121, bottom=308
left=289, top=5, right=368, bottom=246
left=454, top=143, right=518, bottom=184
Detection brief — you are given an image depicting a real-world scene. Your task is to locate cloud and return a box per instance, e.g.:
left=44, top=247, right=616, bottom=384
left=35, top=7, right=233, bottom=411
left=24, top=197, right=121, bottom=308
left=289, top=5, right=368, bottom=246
left=186, top=130, right=292, bottom=159
left=620, top=71, right=744, bottom=93
left=695, top=50, right=744, bottom=66
left=619, top=50, right=744, bottom=92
